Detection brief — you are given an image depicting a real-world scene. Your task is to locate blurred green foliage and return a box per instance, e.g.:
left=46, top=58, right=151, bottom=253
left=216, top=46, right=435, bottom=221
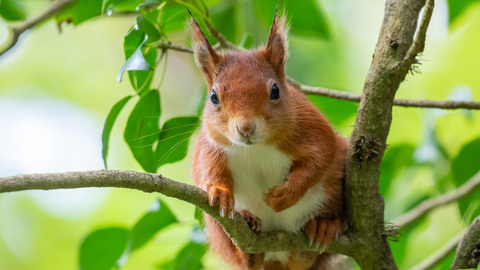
left=1, top=0, right=480, bottom=269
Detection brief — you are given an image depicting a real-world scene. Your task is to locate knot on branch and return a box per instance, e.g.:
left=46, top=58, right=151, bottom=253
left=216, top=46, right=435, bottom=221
left=352, top=136, right=380, bottom=162
left=468, top=244, right=480, bottom=266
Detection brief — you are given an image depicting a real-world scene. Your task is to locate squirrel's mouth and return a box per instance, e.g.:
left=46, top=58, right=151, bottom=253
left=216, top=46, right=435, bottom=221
left=245, top=140, right=253, bottom=145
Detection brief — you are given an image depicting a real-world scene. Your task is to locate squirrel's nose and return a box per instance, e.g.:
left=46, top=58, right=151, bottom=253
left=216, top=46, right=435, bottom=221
left=237, top=122, right=256, bottom=138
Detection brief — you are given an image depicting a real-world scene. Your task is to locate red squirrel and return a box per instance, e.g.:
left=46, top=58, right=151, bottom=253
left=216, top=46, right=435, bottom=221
left=190, top=12, right=348, bottom=270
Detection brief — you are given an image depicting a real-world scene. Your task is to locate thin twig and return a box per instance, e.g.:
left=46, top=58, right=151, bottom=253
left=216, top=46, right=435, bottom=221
left=0, top=0, right=76, bottom=58
left=409, top=229, right=465, bottom=270
left=393, top=170, right=480, bottom=228
left=157, top=40, right=194, bottom=54
left=405, top=0, right=435, bottom=61
left=0, top=170, right=353, bottom=256
left=451, top=216, right=480, bottom=270
left=287, top=77, right=480, bottom=110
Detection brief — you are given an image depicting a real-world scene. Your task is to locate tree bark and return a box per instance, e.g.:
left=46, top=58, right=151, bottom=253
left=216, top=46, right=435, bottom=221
left=344, top=0, right=433, bottom=269
left=451, top=216, right=480, bottom=270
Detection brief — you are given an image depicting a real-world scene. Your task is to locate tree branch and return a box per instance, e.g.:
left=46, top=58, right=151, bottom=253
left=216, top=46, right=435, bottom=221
left=409, top=230, right=464, bottom=270
left=287, top=76, right=480, bottom=110
left=393, top=170, right=480, bottom=228
left=451, top=216, right=480, bottom=270
left=405, top=0, right=435, bottom=61
left=344, top=0, right=432, bottom=269
left=156, top=42, right=480, bottom=110
left=0, top=170, right=353, bottom=256
left=0, top=0, right=76, bottom=58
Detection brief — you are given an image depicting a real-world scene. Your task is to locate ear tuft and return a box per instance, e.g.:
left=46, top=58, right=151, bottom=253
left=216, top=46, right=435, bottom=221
left=187, top=16, right=220, bottom=85
left=263, top=12, right=289, bottom=80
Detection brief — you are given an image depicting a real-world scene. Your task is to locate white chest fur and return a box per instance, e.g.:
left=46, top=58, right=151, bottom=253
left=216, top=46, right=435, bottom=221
left=226, top=144, right=327, bottom=233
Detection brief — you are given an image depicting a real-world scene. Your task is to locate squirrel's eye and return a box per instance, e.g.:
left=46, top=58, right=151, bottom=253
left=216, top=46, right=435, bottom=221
left=270, top=83, right=280, bottom=100
left=210, top=89, right=220, bottom=105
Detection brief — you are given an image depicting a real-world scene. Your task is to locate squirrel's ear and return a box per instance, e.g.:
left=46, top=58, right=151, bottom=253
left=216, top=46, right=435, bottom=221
left=188, top=18, right=220, bottom=85
left=264, top=14, right=289, bottom=80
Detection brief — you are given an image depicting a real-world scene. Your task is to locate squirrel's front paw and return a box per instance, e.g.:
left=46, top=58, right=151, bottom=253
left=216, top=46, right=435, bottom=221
left=202, top=182, right=235, bottom=219
left=304, top=217, right=342, bottom=249
left=239, top=210, right=261, bottom=233
left=264, top=185, right=295, bottom=212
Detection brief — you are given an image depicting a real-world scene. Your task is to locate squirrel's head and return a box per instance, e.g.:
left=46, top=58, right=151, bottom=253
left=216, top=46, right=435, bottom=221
left=190, top=14, right=294, bottom=147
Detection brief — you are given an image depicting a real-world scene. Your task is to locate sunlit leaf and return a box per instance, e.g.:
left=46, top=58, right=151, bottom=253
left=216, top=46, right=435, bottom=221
left=102, top=95, right=132, bottom=169
left=447, top=0, right=480, bottom=23
left=79, top=227, right=129, bottom=270
left=117, top=34, right=153, bottom=83
left=155, top=116, right=200, bottom=168
left=452, top=137, right=480, bottom=222
left=253, top=0, right=330, bottom=39
left=130, top=199, right=177, bottom=251
left=0, top=0, right=26, bottom=21
left=103, top=0, right=143, bottom=13
left=124, top=90, right=161, bottom=173
left=120, top=16, right=159, bottom=91
left=56, top=0, right=103, bottom=25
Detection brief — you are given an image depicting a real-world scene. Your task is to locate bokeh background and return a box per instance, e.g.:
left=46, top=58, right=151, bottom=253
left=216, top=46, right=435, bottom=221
left=1, top=0, right=480, bottom=269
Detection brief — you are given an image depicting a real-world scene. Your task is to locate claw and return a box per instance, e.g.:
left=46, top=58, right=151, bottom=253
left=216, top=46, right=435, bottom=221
left=229, top=210, right=235, bottom=219
left=220, top=207, right=225, bottom=217
left=209, top=195, right=214, bottom=206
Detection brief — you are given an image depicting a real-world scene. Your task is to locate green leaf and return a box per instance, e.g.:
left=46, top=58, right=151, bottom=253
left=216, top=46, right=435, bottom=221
left=102, top=95, right=132, bottom=169
left=117, top=34, right=153, bottom=83
left=157, top=241, right=207, bottom=270
left=155, top=116, right=200, bottom=168
left=79, top=227, right=129, bottom=270
left=120, top=16, right=159, bottom=91
left=158, top=2, right=188, bottom=34
left=379, top=144, right=415, bottom=195
left=130, top=198, right=177, bottom=251
left=307, top=95, right=358, bottom=126
left=253, top=0, right=330, bottom=39
left=452, top=137, right=480, bottom=222
left=137, top=14, right=161, bottom=44
left=103, top=0, right=143, bottom=13
left=0, top=0, right=26, bottom=21
left=194, top=207, right=204, bottom=228
left=124, top=90, right=161, bottom=173
left=56, top=0, right=103, bottom=26
left=174, top=242, right=207, bottom=270
left=447, top=0, right=480, bottom=23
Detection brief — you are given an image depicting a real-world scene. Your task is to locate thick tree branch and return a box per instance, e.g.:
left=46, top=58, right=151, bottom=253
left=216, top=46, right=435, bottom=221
left=0, top=170, right=353, bottom=256
left=451, top=216, right=480, bottom=270
left=393, top=170, right=480, bottom=228
left=0, top=0, right=76, bottom=58
left=409, top=230, right=464, bottom=270
left=155, top=42, right=480, bottom=110
left=344, top=0, right=432, bottom=269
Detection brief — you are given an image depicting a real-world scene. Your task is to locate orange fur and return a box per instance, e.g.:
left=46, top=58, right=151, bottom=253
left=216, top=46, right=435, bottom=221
left=190, top=13, right=348, bottom=270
